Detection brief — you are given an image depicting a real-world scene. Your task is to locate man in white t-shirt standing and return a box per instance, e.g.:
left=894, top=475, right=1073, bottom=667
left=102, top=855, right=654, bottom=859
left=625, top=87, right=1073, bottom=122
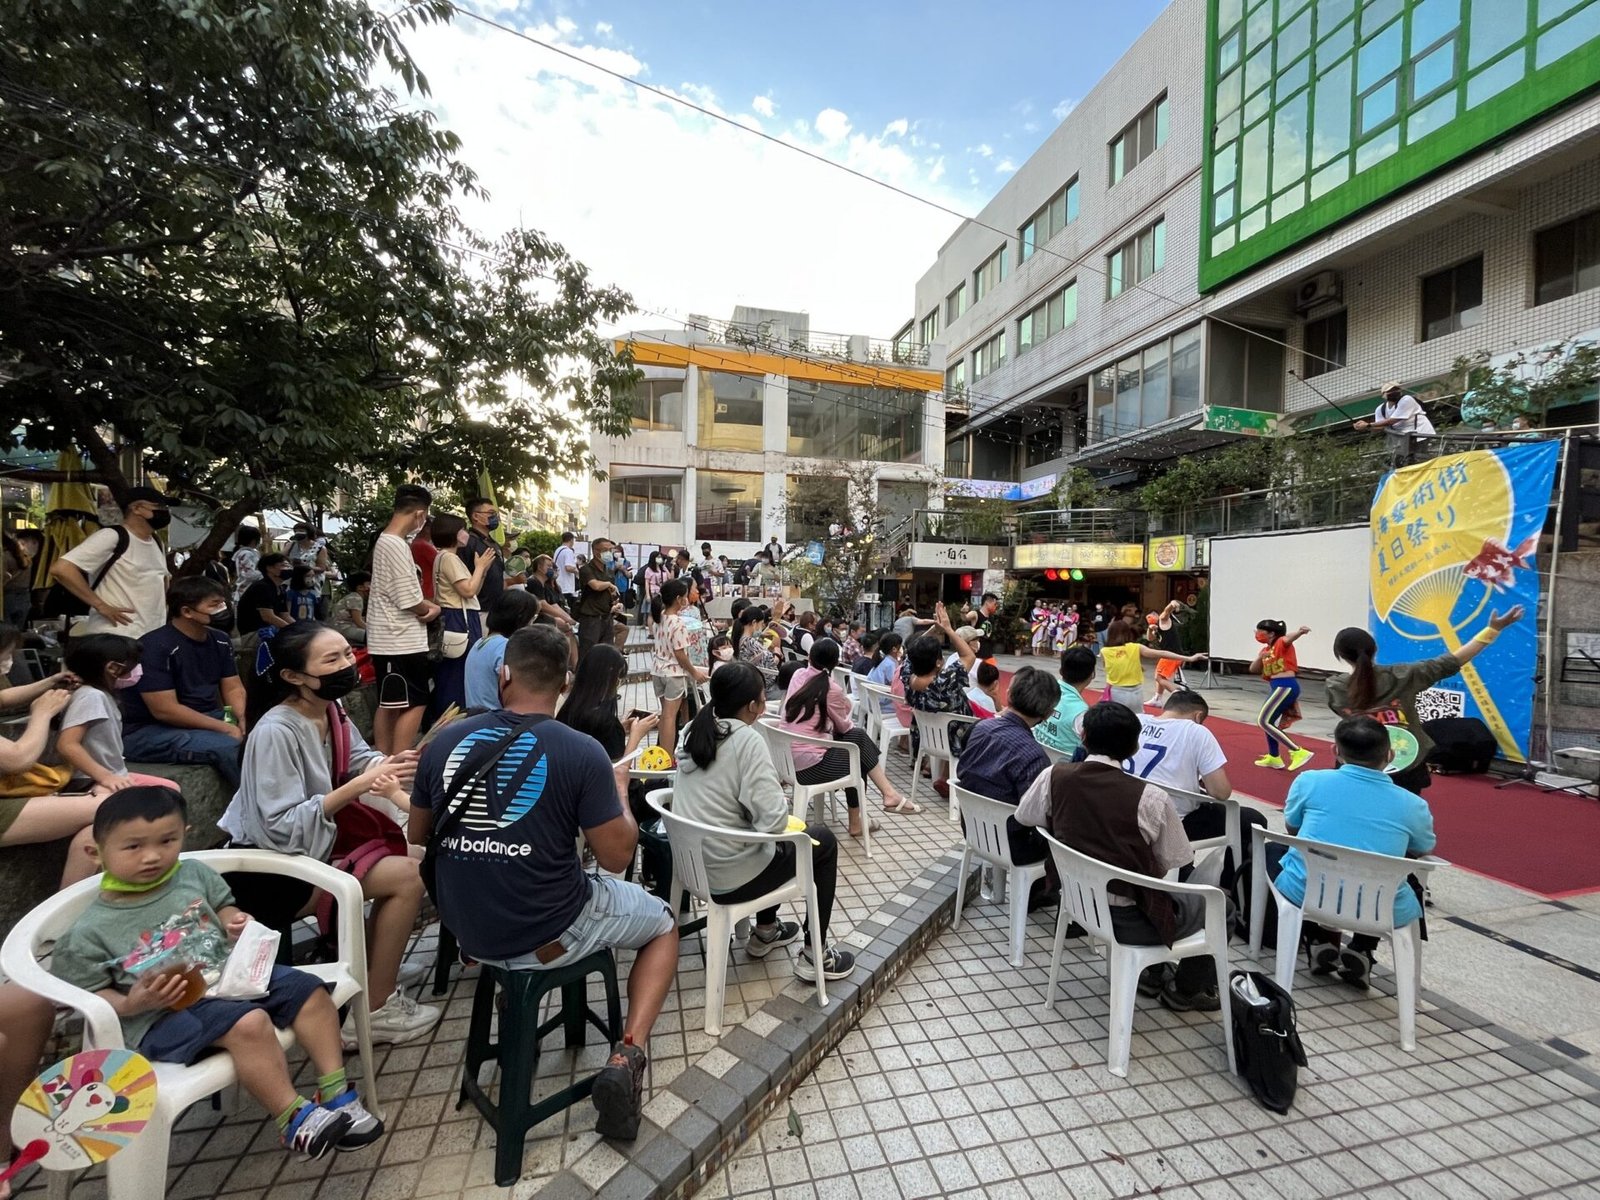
left=1356, top=382, right=1436, bottom=461
left=1130, top=690, right=1264, bottom=887
left=367, top=483, right=440, bottom=754
left=553, top=531, right=580, bottom=611
left=50, top=486, right=172, bottom=639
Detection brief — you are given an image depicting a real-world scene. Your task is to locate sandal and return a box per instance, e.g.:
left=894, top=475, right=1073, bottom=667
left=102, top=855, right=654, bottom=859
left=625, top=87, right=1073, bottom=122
left=882, top=796, right=923, bottom=816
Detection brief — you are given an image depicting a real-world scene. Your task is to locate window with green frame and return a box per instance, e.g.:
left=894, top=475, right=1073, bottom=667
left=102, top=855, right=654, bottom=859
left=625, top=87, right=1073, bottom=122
left=1020, top=179, right=1079, bottom=261
left=1203, top=0, right=1600, bottom=287
left=1017, top=282, right=1078, bottom=354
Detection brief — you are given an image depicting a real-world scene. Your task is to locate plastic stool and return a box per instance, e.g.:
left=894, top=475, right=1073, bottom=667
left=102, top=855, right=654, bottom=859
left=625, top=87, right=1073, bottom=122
left=457, top=949, right=623, bottom=1186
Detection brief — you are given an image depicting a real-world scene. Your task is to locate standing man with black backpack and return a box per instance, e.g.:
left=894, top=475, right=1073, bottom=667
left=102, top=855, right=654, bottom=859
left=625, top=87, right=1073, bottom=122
left=49, top=486, right=172, bottom=639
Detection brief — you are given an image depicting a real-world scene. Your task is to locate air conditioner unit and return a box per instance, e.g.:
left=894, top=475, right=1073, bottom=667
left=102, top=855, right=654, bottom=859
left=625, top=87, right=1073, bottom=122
left=1294, top=270, right=1342, bottom=312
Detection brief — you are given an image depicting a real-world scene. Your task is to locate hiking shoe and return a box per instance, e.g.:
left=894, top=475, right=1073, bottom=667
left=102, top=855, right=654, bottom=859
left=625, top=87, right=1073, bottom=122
left=282, top=1103, right=353, bottom=1161
left=1158, top=980, right=1221, bottom=1012
left=344, top=989, right=441, bottom=1048
left=745, top=920, right=802, bottom=959
left=1287, top=748, right=1315, bottom=772
left=593, top=1043, right=647, bottom=1140
left=1254, top=754, right=1285, bottom=769
left=1309, top=945, right=1341, bottom=976
left=1338, top=948, right=1374, bottom=988
left=795, top=945, right=856, bottom=982
left=1137, top=964, right=1173, bottom=998
left=316, top=1087, right=384, bottom=1150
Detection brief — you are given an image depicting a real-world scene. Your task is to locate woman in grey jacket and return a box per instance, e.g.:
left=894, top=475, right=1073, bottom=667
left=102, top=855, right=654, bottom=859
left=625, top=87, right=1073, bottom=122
left=671, top=662, right=856, bottom=983
left=218, top=621, right=441, bottom=1045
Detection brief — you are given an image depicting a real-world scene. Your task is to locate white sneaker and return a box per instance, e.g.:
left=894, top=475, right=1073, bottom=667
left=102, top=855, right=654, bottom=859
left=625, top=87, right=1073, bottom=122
left=344, top=989, right=441, bottom=1047
left=395, top=960, right=430, bottom=989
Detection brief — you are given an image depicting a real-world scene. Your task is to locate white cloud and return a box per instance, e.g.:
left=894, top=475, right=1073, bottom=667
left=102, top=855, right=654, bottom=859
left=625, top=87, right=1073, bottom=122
left=1052, top=98, right=1078, bottom=121
left=883, top=117, right=908, bottom=138
left=594, top=20, right=613, bottom=35
left=813, top=107, right=852, bottom=143
left=554, top=15, right=576, bottom=34
left=995, top=158, right=1017, bottom=174
left=972, top=142, right=994, bottom=158
left=395, top=16, right=971, bottom=353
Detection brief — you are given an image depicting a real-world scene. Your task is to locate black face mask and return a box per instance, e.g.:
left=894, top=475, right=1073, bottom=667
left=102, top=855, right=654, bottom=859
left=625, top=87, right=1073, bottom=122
left=308, top=665, right=360, bottom=702
left=200, top=606, right=235, bottom=634
left=146, top=509, right=172, bottom=530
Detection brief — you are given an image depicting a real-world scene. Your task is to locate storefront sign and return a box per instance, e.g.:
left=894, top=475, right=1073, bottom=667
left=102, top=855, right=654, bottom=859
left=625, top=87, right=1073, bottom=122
left=1146, top=536, right=1193, bottom=572
left=910, top=542, right=992, bottom=570
left=1013, top=543, right=1145, bottom=571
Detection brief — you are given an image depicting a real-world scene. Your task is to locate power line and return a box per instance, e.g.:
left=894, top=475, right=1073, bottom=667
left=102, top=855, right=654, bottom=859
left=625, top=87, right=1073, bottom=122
left=446, top=2, right=1367, bottom=387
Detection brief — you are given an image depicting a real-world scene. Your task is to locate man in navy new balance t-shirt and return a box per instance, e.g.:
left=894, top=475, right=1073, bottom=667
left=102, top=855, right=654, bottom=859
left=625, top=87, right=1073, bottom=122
left=411, top=625, right=677, bottom=1142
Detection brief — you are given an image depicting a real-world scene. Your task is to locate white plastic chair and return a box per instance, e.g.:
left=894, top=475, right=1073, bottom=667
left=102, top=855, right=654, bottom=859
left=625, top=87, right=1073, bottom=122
left=1162, top=786, right=1245, bottom=888
left=907, top=709, right=976, bottom=821
left=0, top=850, right=379, bottom=1200
left=758, top=719, right=872, bottom=859
left=854, top=678, right=909, bottom=758
left=1247, top=825, right=1447, bottom=1051
left=950, top=786, right=1049, bottom=967
left=1039, top=744, right=1075, bottom=767
left=1038, top=832, right=1236, bottom=1079
left=648, top=791, right=827, bottom=1035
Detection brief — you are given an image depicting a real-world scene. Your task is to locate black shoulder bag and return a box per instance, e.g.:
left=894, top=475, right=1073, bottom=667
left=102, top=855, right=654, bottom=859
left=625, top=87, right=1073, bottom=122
left=41, top=525, right=131, bottom=618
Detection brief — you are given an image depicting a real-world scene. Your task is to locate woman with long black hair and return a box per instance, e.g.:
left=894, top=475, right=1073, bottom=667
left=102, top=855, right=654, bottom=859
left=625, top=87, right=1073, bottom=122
left=672, top=662, right=855, bottom=982
left=219, top=621, right=441, bottom=1045
left=1327, top=604, right=1523, bottom=794
left=776, top=639, right=919, bottom=836
left=557, top=643, right=661, bottom=821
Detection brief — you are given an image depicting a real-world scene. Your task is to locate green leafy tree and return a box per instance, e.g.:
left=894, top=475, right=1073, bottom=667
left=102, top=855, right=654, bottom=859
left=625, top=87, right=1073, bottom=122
left=1454, top=341, right=1600, bottom=428
left=770, top=464, right=889, bottom=617
left=0, top=0, right=637, bottom=570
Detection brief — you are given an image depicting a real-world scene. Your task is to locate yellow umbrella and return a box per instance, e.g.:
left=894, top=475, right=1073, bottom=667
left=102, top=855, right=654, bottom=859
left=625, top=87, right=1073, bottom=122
left=31, top=451, right=102, bottom=589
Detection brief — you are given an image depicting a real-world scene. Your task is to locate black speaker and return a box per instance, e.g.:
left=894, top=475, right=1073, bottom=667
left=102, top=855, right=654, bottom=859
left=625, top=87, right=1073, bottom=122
left=1422, top=717, right=1497, bottom=775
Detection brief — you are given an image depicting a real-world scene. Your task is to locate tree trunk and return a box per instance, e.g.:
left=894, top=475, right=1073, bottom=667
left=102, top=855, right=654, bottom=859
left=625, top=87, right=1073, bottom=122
left=173, top=495, right=258, bottom=578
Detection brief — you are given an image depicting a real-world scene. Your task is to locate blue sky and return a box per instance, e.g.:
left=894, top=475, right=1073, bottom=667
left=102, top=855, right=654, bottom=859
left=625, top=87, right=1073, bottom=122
left=405, top=1, right=1172, bottom=334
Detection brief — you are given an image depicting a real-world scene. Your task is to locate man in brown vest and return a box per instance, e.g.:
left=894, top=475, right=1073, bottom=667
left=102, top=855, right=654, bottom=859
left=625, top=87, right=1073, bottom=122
left=1016, top=701, right=1220, bottom=1011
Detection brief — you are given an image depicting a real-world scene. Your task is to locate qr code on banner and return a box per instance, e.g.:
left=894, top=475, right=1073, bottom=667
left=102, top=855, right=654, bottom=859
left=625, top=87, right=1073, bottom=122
left=1414, top=688, right=1465, bottom=722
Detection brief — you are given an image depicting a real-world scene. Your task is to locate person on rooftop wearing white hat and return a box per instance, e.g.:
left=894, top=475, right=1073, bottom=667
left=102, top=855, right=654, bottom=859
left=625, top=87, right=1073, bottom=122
left=1356, top=382, right=1436, bottom=461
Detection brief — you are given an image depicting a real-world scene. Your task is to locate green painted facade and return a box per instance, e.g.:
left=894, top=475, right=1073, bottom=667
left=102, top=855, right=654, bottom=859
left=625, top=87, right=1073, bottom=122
left=1199, top=0, right=1600, bottom=292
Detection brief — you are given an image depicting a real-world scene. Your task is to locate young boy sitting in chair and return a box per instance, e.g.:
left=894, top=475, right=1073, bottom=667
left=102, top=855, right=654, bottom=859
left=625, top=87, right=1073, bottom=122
left=49, top=786, right=383, bottom=1161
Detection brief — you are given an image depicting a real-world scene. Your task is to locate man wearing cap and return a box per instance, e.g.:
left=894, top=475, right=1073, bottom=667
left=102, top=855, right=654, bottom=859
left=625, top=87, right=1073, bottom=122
left=50, top=486, right=173, bottom=638
left=1357, top=382, right=1436, bottom=461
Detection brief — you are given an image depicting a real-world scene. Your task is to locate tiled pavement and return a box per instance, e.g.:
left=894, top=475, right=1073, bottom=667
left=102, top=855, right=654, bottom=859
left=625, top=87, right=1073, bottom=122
left=22, top=647, right=1600, bottom=1198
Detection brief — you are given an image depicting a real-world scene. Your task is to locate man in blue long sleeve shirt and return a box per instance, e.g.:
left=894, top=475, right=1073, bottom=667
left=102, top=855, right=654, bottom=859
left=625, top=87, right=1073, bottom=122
left=1269, top=715, right=1437, bottom=988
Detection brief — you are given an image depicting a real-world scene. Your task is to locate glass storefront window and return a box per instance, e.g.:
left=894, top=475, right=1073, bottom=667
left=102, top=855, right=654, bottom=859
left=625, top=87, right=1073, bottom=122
left=696, top=471, right=763, bottom=542
left=627, top=373, right=685, bottom=432
left=1084, top=324, right=1206, bottom=443
left=610, top=472, right=682, bottom=525
left=786, top=380, right=925, bottom=462
left=697, top=370, right=764, bottom=451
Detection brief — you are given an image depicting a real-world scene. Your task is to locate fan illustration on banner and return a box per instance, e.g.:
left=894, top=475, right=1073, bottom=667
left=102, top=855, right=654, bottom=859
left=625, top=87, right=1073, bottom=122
left=2, top=1049, right=157, bottom=1183
left=1368, top=443, right=1560, bottom=764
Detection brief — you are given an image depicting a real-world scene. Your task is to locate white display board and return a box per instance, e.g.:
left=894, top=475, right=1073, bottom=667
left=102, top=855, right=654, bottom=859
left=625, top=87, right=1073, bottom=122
left=1207, top=526, right=1371, bottom=673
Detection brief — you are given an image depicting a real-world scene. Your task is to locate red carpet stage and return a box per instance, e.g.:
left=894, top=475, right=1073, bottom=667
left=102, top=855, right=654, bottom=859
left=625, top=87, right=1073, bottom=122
left=1205, top=717, right=1600, bottom=899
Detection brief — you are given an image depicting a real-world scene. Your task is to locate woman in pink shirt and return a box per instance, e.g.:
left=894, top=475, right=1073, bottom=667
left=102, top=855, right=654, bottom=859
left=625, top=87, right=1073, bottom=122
left=778, top=639, right=920, bottom=838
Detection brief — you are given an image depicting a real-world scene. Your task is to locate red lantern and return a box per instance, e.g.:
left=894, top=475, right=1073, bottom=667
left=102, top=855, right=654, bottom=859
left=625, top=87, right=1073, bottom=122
left=1044, top=569, right=1058, bottom=581
left=960, top=573, right=974, bottom=591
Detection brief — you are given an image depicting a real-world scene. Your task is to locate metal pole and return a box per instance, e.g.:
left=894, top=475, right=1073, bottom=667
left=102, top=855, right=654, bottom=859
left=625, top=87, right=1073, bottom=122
left=1542, top=430, right=1572, bottom=761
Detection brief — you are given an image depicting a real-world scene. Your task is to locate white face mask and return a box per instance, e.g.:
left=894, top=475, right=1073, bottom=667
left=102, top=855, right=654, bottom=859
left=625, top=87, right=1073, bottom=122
left=713, top=647, right=733, bottom=662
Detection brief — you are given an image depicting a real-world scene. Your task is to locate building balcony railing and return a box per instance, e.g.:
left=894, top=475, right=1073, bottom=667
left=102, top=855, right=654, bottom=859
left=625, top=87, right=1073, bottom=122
left=1013, top=508, right=1150, bottom=545
left=689, top=315, right=932, bottom=367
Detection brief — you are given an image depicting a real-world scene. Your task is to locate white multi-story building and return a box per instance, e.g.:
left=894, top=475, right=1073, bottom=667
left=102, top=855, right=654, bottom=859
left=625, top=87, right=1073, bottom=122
left=588, top=307, right=945, bottom=562
left=910, top=0, right=1600, bottom=482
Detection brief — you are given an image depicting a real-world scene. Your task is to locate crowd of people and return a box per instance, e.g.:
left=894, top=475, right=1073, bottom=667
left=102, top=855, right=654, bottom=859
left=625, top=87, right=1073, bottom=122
left=0, top=476, right=1527, bottom=1174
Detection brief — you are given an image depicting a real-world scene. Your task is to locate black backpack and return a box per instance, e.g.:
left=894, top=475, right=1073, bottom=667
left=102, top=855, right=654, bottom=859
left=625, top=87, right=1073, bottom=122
left=1229, top=971, right=1308, bottom=1114
left=40, top=526, right=131, bottom=618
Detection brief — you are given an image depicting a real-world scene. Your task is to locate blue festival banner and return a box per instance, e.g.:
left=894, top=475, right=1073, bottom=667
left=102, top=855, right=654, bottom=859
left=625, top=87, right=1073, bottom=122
left=1368, top=441, right=1560, bottom=763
